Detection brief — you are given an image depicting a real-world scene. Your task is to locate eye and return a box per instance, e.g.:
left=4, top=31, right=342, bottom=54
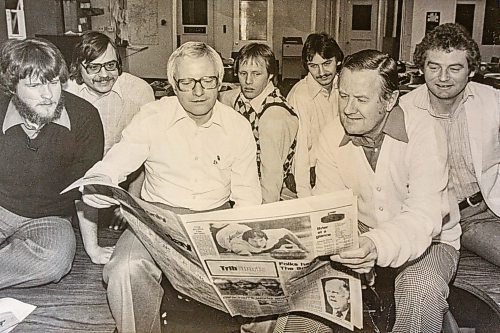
left=50, top=80, right=59, bottom=85
left=427, top=64, right=439, bottom=71
left=339, top=93, right=348, bottom=99
left=449, top=66, right=462, bottom=73
left=324, top=60, right=333, bottom=66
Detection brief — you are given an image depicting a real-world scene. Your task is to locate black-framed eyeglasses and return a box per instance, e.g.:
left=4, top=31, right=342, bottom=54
left=175, top=76, right=219, bottom=92
left=82, top=60, right=119, bottom=75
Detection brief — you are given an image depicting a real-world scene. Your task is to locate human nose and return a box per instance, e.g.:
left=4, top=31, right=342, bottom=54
left=438, top=68, right=449, bottom=81
left=318, top=64, right=325, bottom=75
left=245, top=74, right=253, bottom=85
left=342, top=98, right=356, bottom=115
left=192, top=80, right=204, bottom=96
left=39, top=84, right=53, bottom=99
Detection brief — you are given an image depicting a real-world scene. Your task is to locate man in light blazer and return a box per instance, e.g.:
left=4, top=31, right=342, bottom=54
left=400, top=23, right=500, bottom=267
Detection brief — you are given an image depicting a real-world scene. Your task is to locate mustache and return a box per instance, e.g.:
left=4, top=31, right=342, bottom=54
left=93, top=77, right=115, bottom=83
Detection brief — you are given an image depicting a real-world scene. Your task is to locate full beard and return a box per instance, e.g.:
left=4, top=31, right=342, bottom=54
left=13, top=94, right=64, bottom=127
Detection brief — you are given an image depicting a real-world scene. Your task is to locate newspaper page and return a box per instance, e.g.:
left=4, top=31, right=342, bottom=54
left=63, top=179, right=363, bottom=330
left=180, top=190, right=362, bottom=330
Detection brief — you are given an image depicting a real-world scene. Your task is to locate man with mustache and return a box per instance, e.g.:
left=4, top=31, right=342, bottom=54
left=0, top=38, right=104, bottom=289
left=287, top=33, right=344, bottom=198
left=400, top=23, right=500, bottom=267
left=65, top=31, right=155, bottom=264
left=220, top=43, right=299, bottom=204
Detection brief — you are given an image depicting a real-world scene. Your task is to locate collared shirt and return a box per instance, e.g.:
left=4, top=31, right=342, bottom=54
left=287, top=73, right=339, bottom=197
left=86, top=96, right=262, bottom=211
left=3, top=99, right=71, bottom=137
left=424, top=86, right=480, bottom=202
left=313, top=106, right=460, bottom=267
left=219, top=82, right=298, bottom=203
left=65, top=72, right=155, bottom=154
left=339, top=106, right=409, bottom=171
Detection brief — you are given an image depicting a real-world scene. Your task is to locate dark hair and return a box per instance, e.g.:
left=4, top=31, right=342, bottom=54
left=413, top=23, right=480, bottom=73
left=302, top=32, right=344, bottom=71
left=242, top=229, right=268, bottom=242
left=69, top=31, right=123, bottom=84
left=341, top=49, right=398, bottom=102
left=235, top=43, right=278, bottom=77
left=0, top=38, right=68, bottom=94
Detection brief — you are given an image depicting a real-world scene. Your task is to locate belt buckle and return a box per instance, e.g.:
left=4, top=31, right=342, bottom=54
left=466, top=195, right=481, bottom=208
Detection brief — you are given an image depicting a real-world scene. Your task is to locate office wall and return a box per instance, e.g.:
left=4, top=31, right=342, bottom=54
left=0, top=0, right=7, bottom=43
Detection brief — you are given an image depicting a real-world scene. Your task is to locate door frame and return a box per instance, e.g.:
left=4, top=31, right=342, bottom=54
left=232, top=0, right=273, bottom=51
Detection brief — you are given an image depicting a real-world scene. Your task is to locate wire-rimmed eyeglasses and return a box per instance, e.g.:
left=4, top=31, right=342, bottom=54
left=175, top=76, right=218, bottom=92
left=82, top=60, right=119, bottom=75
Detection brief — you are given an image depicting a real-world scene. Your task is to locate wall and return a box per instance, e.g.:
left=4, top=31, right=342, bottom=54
left=91, top=0, right=173, bottom=79
left=25, top=0, right=64, bottom=36
left=0, top=0, right=7, bottom=43
left=408, top=0, right=499, bottom=63
left=272, top=0, right=313, bottom=66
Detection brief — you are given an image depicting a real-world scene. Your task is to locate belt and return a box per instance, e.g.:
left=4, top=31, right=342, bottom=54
left=458, top=192, right=483, bottom=211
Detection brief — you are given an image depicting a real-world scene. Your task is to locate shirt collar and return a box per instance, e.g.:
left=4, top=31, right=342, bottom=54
left=2, top=98, right=71, bottom=134
left=305, top=72, right=337, bottom=98
left=172, top=97, right=223, bottom=128
left=242, top=81, right=275, bottom=112
left=339, top=105, right=409, bottom=147
left=416, top=83, right=474, bottom=118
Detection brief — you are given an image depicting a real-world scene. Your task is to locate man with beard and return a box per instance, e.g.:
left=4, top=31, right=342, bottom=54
left=400, top=23, right=500, bottom=267
left=0, top=38, right=104, bottom=289
left=219, top=43, right=298, bottom=204
left=287, top=33, right=344, bottom=198
left=65, top=31, right=154, bottom=265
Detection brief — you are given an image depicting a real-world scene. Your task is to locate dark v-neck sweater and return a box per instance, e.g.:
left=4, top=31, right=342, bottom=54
left=0, top=90, right=104, bottom=218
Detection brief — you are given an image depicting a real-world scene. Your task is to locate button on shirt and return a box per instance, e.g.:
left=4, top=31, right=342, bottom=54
left=86, top=96, right=262, bottom=211
left=65, top=72, right=155, bottom=154
left=287, top=73, right=339, bottom=197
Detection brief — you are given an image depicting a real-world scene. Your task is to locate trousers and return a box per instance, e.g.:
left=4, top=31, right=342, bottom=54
left=460, top=201, right=500, bottom=267
left=273, top=242, right=459, bottom=333
left=0, top=205, right=75, bottom=289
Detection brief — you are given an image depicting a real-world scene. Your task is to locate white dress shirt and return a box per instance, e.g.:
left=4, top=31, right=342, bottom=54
left=65, top=72, right=155, bottom=154
left=287, top=73, right=339, bottom=197
left=86, top=96, right=262, bottom=211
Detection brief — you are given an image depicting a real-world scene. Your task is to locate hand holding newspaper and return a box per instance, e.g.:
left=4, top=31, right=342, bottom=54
left=63, top=177, right=364, bottom=330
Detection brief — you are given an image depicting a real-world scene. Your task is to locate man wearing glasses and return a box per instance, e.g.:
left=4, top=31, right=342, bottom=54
left=82, top=41, right=261, bottom=333
left=220, top=43, right=299, bottom=204
left=65, top=31, right=155, bottom=265
left=287, top=33, right=344, bottom=198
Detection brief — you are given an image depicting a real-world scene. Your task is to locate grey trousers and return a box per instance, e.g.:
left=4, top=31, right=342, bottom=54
left=103, top=202, right=232, bottom=333
left=0, top=205, right=75, bottom=289
left=274, top=242, right=459, bottom=333
left=460, top=202, right=500, bottom=267
left=103, top=228, right=163, bottom=333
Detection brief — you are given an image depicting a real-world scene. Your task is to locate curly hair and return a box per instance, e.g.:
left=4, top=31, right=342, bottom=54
left=302, top=32, right=344, bottom=71
left=0, top=38, right=68, bottom=94
left=413, top=23, right=480, bottom=73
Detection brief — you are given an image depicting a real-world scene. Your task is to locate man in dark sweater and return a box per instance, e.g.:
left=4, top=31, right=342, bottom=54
left=0, top=38, right=104, bottom=289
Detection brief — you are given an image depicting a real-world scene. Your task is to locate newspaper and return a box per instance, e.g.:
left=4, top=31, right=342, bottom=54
left=64, top=177, right=363, bottom=330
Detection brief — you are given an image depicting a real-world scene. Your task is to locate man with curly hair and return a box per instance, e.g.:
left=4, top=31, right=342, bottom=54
left=400, top=23, right=500, bottom=267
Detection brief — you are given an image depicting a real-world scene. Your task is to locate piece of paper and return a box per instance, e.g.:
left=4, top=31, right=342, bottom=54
left=0, top=298, right=36, bottom=333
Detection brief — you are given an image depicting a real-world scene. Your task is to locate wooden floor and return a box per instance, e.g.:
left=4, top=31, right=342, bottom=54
left=0, top=221, right=120, bottom=333
left=1, top=220, right=499, bottom=333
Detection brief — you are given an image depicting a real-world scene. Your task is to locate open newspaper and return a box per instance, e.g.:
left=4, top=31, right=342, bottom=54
left=64, top=177, right=363, bottom=330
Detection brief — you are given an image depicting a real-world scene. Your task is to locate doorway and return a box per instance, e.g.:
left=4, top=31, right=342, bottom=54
left=339, top=0, right=379, bottom=55
left=176, top=0, right=214, bottom=47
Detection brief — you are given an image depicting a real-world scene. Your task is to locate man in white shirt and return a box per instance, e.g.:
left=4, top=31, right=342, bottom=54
left=278, top=50, right=460, bottom=333
left=287, top=33, right=344, bottom=197
left=65, top=31, right=155, bottom=265
left=82, top=41, right=262, bottom=333
left=400, top=23, right=500, bottom=267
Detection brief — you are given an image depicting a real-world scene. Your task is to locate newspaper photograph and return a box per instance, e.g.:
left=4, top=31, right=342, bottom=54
left=63, top=178, right=363, bottom=330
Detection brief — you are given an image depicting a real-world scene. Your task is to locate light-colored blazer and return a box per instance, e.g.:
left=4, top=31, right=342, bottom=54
left=400, top=82, right=500, bottom=216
